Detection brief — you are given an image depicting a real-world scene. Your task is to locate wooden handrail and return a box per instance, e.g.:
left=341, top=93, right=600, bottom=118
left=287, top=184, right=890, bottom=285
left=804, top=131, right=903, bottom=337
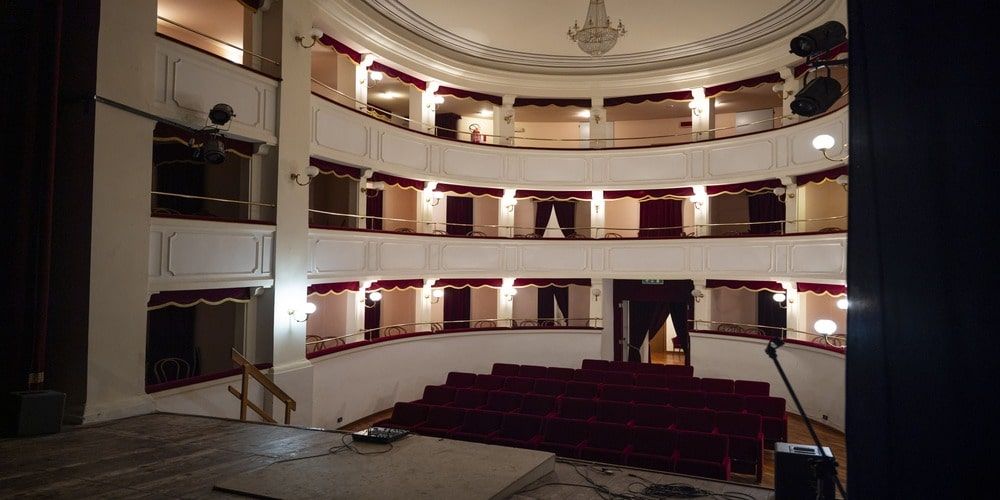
left=228, top=349, right=296, bottom=425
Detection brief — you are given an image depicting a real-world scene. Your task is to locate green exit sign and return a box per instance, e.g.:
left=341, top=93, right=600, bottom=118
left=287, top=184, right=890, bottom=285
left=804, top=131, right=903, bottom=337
left=641, top=279, right=664, bottom=285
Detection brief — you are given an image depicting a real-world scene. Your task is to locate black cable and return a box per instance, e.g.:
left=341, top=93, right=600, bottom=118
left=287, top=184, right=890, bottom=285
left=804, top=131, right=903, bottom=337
left=272, top=432, right=396, bottom=464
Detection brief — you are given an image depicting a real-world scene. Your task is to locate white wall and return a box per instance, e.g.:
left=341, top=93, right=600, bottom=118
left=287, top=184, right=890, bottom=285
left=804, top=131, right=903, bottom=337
left=152, top=374, right=268, bottom=421
left=690, top=332, right=845, bottom=430
left=311, top=329, right=602, bottom=427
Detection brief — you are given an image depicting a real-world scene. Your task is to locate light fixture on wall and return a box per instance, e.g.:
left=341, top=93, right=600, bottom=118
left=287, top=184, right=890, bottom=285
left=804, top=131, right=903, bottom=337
left=365, top=70, right=383, bottom=88
left=592, top=288, right=602, bottom=302
left=835, top=174, right=849, bottom=191
left=814, top=319, right=838, bottom=335
left=425, top=190, right=444, bottom=206
left=425, top=95, right=445, bottom=109
left=773, top=292, right=794, bottom=309
left=502, top=288, right=518, bottom=302
left=567, top=0, right=627, bottom=56
left=812, top=134, right=849, bottom=162
left=294, top=27, right=324, bottom=49
left=503, top=110, right=514, bottom=124
left=836, top=297, right=849, bottom=310
left=288, top=302, right=317, bottom=322
left=425, top=288, right=444, bottom=304
left=772, top=186, right=795, bottom=202
left=361, top=180, right=386, bottom=197
left=362, top=290, right=383, bottom=308
left=291, top=165, right=321, bottom=186
left=688, top=100, right=703, bottom=117
left=502, top=197, right=518, bottom=213
left=691, top=289, right=705, bottom=303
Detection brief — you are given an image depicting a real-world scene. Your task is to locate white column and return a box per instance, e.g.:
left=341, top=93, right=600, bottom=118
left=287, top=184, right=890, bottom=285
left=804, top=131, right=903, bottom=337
left=418, top=182, right=440, bottom=233
left=780, top=176, right=798, bottom=234
left=692, top=279, right=713, bottom=330
left=418, top=81, right=439, bottom=134
left=495, top=95, right=516, bottom=146
left=589, top=97, right=610, bottom=149
left=408, top=86, right=427, bottom=132
left=691, top=186, right=711, bottom=236
left=353, top=57, right=372, bottom=112
left=591, top=190, right=605, bottom=238
left=778, top=66, right=802, bottom=126
left=357, top=168, right=373, bottom=229
left=414, top=279, right=435, bottom=332
left=690, top=88, right=716, bottom=141
left=335, top=56, right=363, bottom=109
left=782, top=282, right=803, bottom=339
left=498, top=189, right=517, bottom=238
left=497, top=278, right=515, bottom=327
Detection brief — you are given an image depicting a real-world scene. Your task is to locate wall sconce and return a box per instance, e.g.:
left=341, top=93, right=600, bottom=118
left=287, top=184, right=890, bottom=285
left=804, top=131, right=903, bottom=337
left=363, top=70, right=384, bottom=88
left=812, top=134, right=849, bottom=162
left=503, top=111, right=514, bottom=124
left=688, top=100, right=702, bottom=117
left=359, top=53, right=375, bottom=68
left=288, top=302, right=317, bottom=322
left=835, top=174, right=849, bottom=191
left=362, top=290, right=383, bottom=308
left=502, top=288, right=518, bottom=302
left=425, top=288, right=444, bottom=304
left=502, top=198, right=518, bottom=213
left=772, top=292, right=795, bottom=309
left=814, top=319, right=838, bottom=335
left=426, top=94, right=445, bottom=108
left=691, top=289, right=705, bottom=303
left=591, top=288, right=602, bottom=302
left=689, top=195, right=707, bottom=210
left=836, top=297, right=849, bottom=310
left=362, top=180, right=386, bottom=197
left=294, top=28, right=323, bottom=49
left=772, top=186, right=795, bottom=201
left=291, top=165, right=321, bottom=186
left=425, top=190, right=444, bottom=206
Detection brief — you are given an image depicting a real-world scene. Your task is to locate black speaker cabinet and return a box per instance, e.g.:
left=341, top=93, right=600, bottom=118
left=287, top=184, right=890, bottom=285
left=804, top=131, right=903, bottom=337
left=774, top=442, right=836, bottom=500
left=2, top=390, right=65, bottom=437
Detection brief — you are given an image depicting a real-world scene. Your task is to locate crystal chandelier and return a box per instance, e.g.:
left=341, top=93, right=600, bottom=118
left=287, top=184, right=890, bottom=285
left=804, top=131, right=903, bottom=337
left=567, top=0, right=627, bottom=56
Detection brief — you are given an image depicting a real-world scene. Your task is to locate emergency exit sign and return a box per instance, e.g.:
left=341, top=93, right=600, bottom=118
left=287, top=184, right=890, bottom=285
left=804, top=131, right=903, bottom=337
left=641, top=279, right=664, bottom=285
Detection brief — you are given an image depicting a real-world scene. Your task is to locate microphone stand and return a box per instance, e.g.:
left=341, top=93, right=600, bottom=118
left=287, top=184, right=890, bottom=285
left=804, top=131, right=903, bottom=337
left=765, top=338, right=848, bottom=499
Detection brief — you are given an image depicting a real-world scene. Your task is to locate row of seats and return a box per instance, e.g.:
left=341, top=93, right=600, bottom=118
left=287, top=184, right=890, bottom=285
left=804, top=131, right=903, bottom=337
left=381, top=403, right=751, bottom=481
left=493, top=361, right=694, bottom=379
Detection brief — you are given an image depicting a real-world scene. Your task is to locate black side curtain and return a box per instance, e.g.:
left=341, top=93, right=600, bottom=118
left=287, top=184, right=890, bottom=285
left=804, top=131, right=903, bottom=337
left=435, top=112, right=460, bottom=140
left=756, top=292, right=786, bottom=337
left=748, top=193, right=785, bottom=234
left=537, top=286, right=569, bottom=325
left=363, top=300, right=381, bottom=339
left=627, top=302, right=671, bottom=362
left=638, top=199, right=683, bottom=238
left=365, top=190, right=383, bottom=230
left=668, top=301, right=691, bottom=365
left=534, top=201, right=576, bottom=237
left=443, top=287, right=471, bottom=330
left=446, top=196, right=473, bottom=235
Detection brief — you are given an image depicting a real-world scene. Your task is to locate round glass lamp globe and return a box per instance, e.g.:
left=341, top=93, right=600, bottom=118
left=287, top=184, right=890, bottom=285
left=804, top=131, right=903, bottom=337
left=302, top=302, right=317, bottom=314
left=836, top=298, right=849, bottom=310
left=772, top=292, right=786, bottom=302
left=432, top=289, right=445, bottom=299
left=369, top=291, right=383, bottom=302
left=812, top=134, right=836, bottom=150
left=814, top=319, right=838, bottom=335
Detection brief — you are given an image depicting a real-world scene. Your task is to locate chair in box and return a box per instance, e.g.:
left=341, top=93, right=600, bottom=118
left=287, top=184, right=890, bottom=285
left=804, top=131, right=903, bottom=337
left=716, top=411, right=764, bottom=482
left=451, top=410, right=504, bottom=443
left=444, top=371, right=477, bottom=388
left=635, top=363, right=666, bottom=375
left=537, top=417, right=589, bottom=457
left=381, top=402, right=428, bottom=430
left=631, top=403, right=675, bottom=428
left=670, top=390, right=707, bottom=409
left=665, top=376, right=702, bottom=391
left=581, top=359, right=610, bottom=371
left=417, top=406, right=466, bottom=437
left=701, top=378, right=735, bottom=394
left=557, top=397, right=597, bottom=421
left=451, top=388, right=488, bottom=409
left=485, top=391, right=522, bottom=412
left=518, top=394, right=557, bottom=417
left=663, top=365, right=694, bottom=377
left=595, top=400, right=632, bottom=424
left=706, top=393, right=745, bottom=413
left=609, top=361, right=635, bottom=372
left=491, top=413, right=544, bottom=449
left=602, top=371, right=635, bottom=386
left=564, top=381, right=598, bottom=399
left=633, top=387, right=670, bottom=406
left=503, top=376, right=536, bottom=393
left=418, top=385, right=455, bottom=406
left=573, top=369, right=605, bottom=384
left=580, top=422, right=632, bottom=465
left=674, top=407, right=717, bottom=433
left=518, top=364, right=548, bottom=378
left=491, top=363, right=520, bottom=376
left=635, top=373, right=667, bottom=388
left=674, top=430, right=730, bottom=480
left=545, top=366, right=575, bottom=381
left=744, top=395, right=787, bottom=446
left=533, top=378, right=567, bottom=396
left=734, top=380, right=770, bottom=396
left=627, top=426, right=677, bottom=472
left=599, top=384, right=634, bottom=403
left=474, top=374, right=506, bottom=391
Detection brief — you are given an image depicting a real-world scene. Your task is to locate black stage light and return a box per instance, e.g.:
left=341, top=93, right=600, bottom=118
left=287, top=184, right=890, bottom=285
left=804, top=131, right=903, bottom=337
left=791, top=76, right=842, bottom=117
left=201, top=136, right=227, bottom=164
left=790, top=21, right=847, bottom=57
left=208, top=103, right=235, bottom=126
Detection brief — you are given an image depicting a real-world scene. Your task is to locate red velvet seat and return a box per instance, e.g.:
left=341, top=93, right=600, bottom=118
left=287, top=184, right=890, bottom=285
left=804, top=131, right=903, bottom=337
left=745, top=395, right=787, bottom=446
left=706, top=393, right=745, bottom=413
left=451, top=388, right=488, bottom=409
left=573, top=369, right=605, bottom=383
left=451, top=409, right=504, bottom=443
left=627, top=426, right=677, bottom=472
left=537, top=417, right=589, bottom=457
left=491, top=413, right=544, bottom=449
left=557, top=397, right=597, bottom=421
left=609, top=361, right=635, bottom=372
left=635, top=363, right=666, bottom=375
left=581, top=359, right=610, bottom=371
left=383, top=402, right=428, bottom=430
left=517, top=394, right=557, bottom=417
left=545, top=366, right=575, bottom=381
left=485, top=390, right=522, bottom=412
left=601, top=371, right=635, bottom=385
left=635, top=373, right=667, bottom=388
left=474, top=374, right=506, bottom=391
left=595, top=400, right=632, bottom=424
left=716, top=411, right=764, bottom=482
left=503, top=376, right=535, bottom=393
left=564, top=381, right=598, bottom=399
left=701, top=378, right=735, bottom=394
left=444, top=371, right=477, bottom=388
left=599, top=384, right=634, bottom=403
left=418, top=385, right=455, bottom=406
left=670, top=390, right=707, bottom=409
left=491, top=363, right=520, bottom=377
left=631, top=403, right=676, bottom=428
left=663, top=365, right=694, bottom=377
left=734, top=380, right=770, bottom=396
left=674, top=430, right=730, bottom=480
left=532, top=378, right=567, bottom=396
left=580, top=422, right=632, bottom=464
left=674, top=407, right=716, bottom=433
left=633, top=387, right=670, bottom=405
left=416, top=406, right=466, bottom=437
left=518, top=364, right=548, bottom=378
left=666, top=376, right=701, bottom=391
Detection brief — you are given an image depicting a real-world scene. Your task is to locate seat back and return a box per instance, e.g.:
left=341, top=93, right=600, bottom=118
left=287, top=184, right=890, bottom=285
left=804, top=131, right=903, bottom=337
left=734, top=380, right=770, bottom=396
left=631, top=403, right=675, bottom=428
left=391, top=402, right=429, bottom=426
left=631, top=426, right=677, bottom=455
left=635, top=363, right=666, bottom=375
left=573, top=369, right=605, bottom=383
left=518, top=364, right=548, bottom=378
left=460, top=410, right=504, bottom=434
left=608, top=361, right=635, bottom=372
left=601, top=371, right=635, bottom=385
left=564, top=381, right=598, bottom=399
left=445, top=371, right=477, bottom=388
left=676, top=430, right=728, bottom=461
left=675, top=407, right=716, bottom=433
left=558, top=397, right=596, bottom=420
left=706, top=393, right=745, bottom=412
left=545, top=366, right=575, bottom=381
left=581, top=359, right=610, bottom=371
left=474, top=374, right=506, bottom=391
left=421, top=385, right=455, bottom=405
left=503, top=376, right=536, bottom=393
left=587, top=422, right=631, bottom=450
left=670, top=390, right=706, bottom=409
left=599, top=384, right=634, bottom=402
left=498, top=413, right=543, bottom=439
left=542, top=417, right=589, bottom=445
left=635, top=373, right=667, bottom=388
left=700, top=378, right=734, bottom=394
left=595, top=400, right=631, bottom=424
left=425, top=406, right=466, bottom=429
left=533, top=378, right=567, bottom=396
left=633, top=387, right=670, bottom=405
left=662, top=365, right=694, bottom=377
left=485, top=391, right=522, bottom=412
left=452, top=388, right=488, bottom=409
left=716, top=411, right=762, bottom=437
left=665, top=376, right=701, bottom=391
left=491, top=363, right=520, bottom=377
left=745, top=395, right=786, bottom=417
left=519, top=394, right=556, bottom=416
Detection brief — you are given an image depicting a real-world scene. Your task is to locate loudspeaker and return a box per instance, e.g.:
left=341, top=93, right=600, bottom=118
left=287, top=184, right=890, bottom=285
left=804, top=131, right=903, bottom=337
left=774, top=442, right=836, bottom=500
left=2, top=390, right=65, bottom=437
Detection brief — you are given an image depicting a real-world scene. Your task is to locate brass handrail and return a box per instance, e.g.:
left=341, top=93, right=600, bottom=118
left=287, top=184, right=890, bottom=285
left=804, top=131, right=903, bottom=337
left=153, top=191, right=277, bottom=208
left=157, top=16, right=281, bottom=67
left=306, top=317, right=604, bottom=345
left=691, top=320, right=847, bottom=348
left=228, top=349, right=296, bottom=424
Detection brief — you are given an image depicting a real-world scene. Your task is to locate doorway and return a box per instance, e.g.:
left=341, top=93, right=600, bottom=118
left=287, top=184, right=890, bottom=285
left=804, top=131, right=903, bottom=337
left=612, top=280, right=694, bottom=365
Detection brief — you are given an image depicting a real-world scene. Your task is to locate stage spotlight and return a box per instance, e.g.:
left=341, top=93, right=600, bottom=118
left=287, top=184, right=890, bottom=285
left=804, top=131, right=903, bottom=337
left=791, top=76, right=842, bottom=117
left=208, top=103, right=235, bottom=126
left=200, top=136, right=227, bottom=164
left=790, top=21, right=847, bottom=57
